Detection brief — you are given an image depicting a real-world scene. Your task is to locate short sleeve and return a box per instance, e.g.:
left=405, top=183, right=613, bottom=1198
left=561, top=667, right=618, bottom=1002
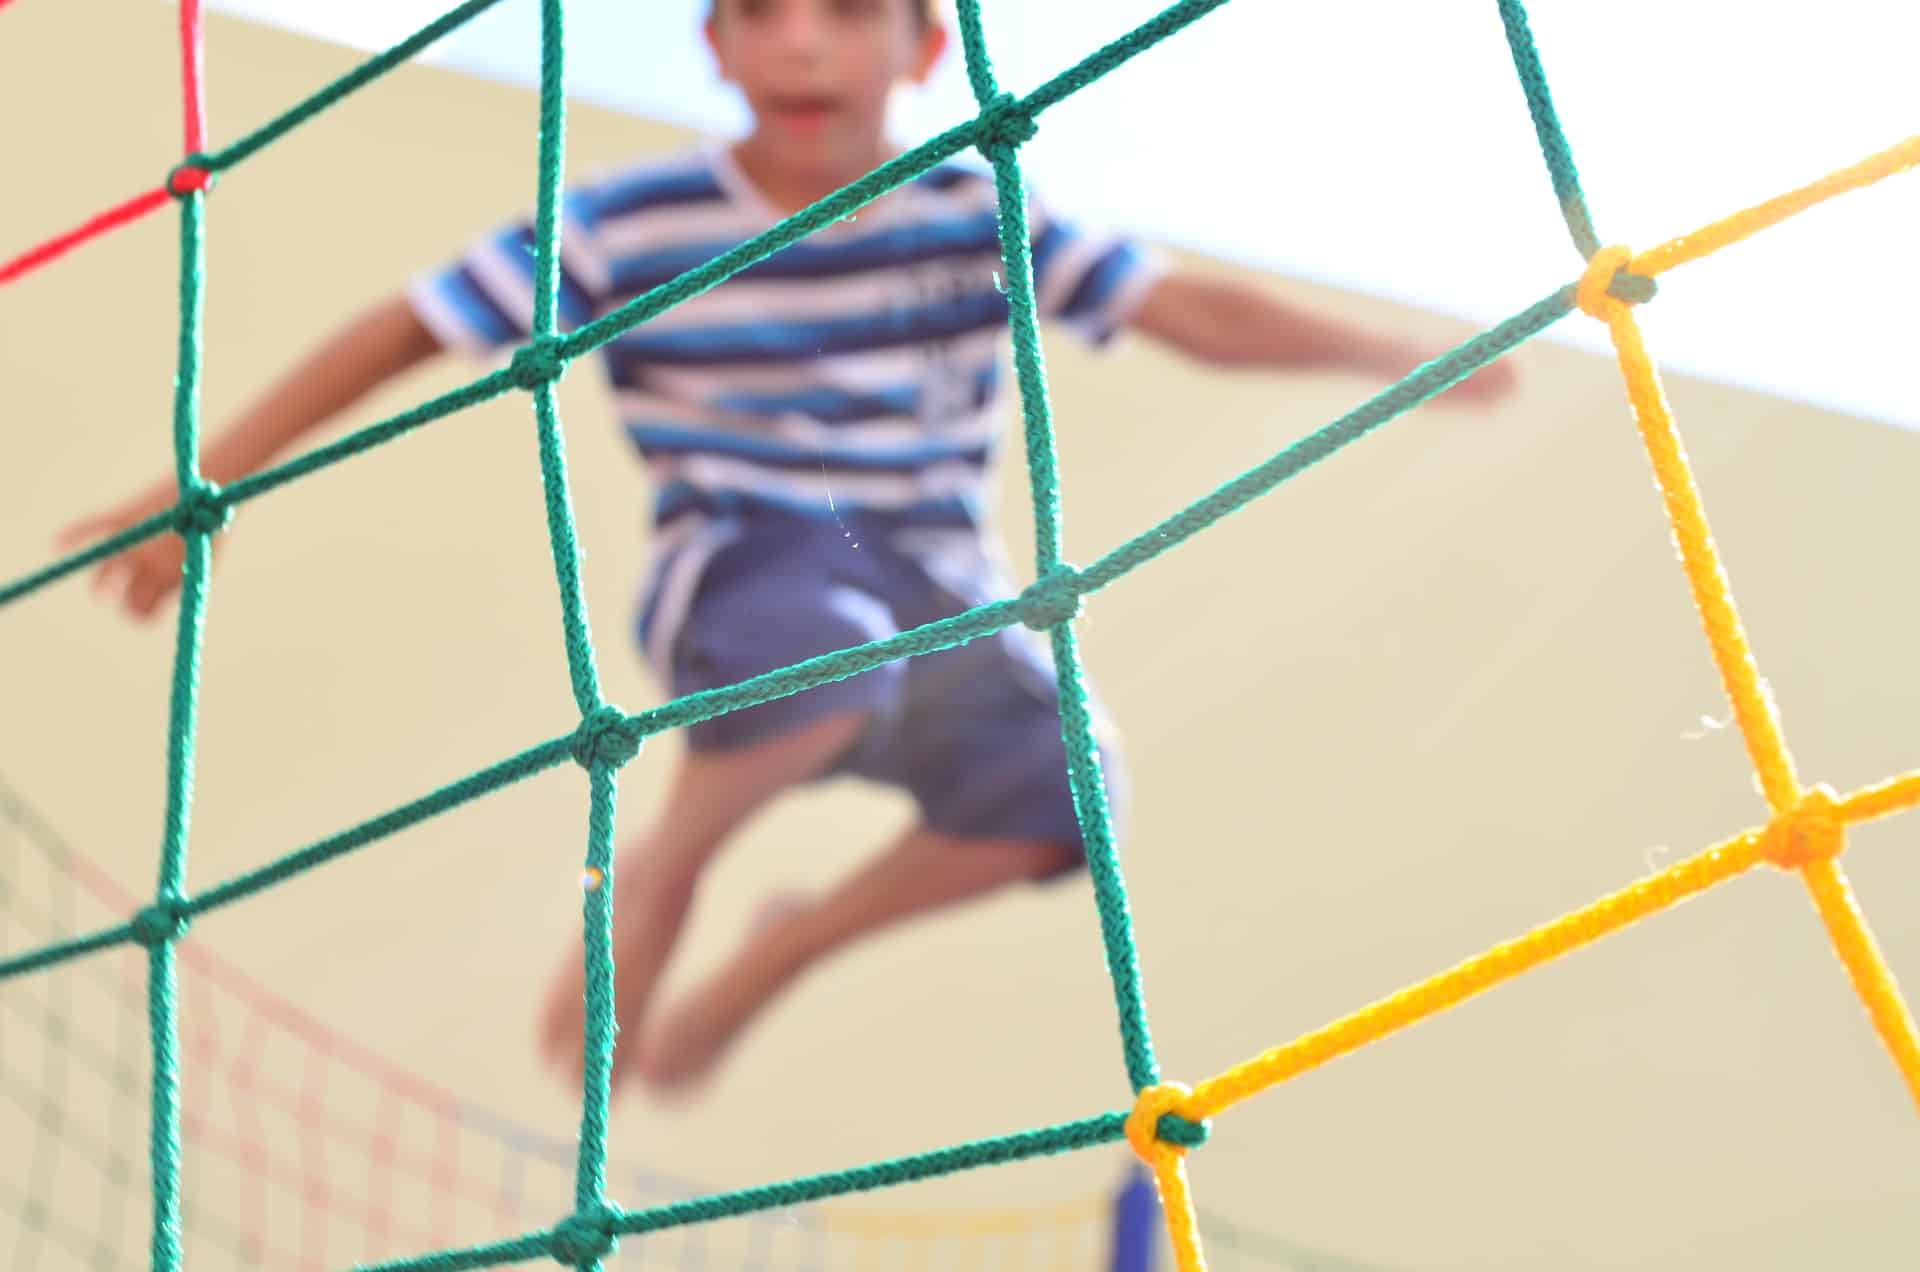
left=407, top=193, right=609, bottom=356
left=1027, top=187, right=1164, bottom=348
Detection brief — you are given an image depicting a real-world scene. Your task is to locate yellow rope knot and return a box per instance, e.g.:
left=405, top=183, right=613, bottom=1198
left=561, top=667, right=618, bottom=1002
left=1124, top=1082, right=1197, bottom=1165
left=1126, top=1083, right=1210, bottom=1269
left=1759, top=784, right=1845, bottom=870
left=1575, top=244, right=1637, bottom=320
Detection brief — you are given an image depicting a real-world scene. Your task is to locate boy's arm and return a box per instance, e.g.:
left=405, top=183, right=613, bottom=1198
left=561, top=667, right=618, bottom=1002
left=1125, top=270, right=1517, bottom=404
left=59, top=293, right=444, bottom=620
left=200, top=294, right=443, bottom=482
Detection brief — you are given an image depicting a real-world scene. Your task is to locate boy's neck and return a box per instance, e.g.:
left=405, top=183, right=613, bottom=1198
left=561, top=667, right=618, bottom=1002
left=728, top=132, right=898, bottom=217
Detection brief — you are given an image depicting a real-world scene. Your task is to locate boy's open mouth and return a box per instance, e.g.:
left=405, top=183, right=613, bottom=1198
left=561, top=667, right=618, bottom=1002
left=766, top=94, right=841, bottom=131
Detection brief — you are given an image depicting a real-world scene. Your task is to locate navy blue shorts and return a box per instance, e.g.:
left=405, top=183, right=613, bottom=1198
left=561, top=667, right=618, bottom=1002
left=634, top=512, right=1127, bottom=858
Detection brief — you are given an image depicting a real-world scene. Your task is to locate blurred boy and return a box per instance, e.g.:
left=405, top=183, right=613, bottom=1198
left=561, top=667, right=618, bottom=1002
left=65, top=0, right=1515, bottom=1094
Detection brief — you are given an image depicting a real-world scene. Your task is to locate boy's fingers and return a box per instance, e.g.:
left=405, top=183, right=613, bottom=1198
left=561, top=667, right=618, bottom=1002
left=91, top=557, right=124, bottom=598
left=57, top=512, right=120, bottom=550
left=609, top=1045, right=633, bottom=1093
left=128, top=572, right=171, bottom=620
left=98, top=557, right=148, bottom=607
left=542, top=1005, right=575, bottom=1063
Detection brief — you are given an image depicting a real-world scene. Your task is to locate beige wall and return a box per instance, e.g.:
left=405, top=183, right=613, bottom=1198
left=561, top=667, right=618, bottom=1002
left=3, top=4, right=1918, bottom=1270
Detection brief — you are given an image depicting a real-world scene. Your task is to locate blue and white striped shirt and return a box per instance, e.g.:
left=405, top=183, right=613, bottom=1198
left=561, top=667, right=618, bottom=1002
left=409, top=143, right=1161, bottom=545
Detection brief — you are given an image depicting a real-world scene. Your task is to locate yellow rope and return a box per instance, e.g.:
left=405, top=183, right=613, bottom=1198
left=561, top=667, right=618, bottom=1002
left=1631, top=133, right=1920, bottom=280
left=1184, top=832, right=1762, bottom=1121
left=1755, top=784, right=1842, bottom=870
left=1126, top=1084, right=1207, bottom=1270
left=1133, top=131, right=1920, bottom=1269
left=1579, top=257, right=1803, bottom=811
left=1585, top=243, right=1920, bottom=1103
left=1838, top=771, right=1920, bottom=826
left=1799, top=859, right=1920, bottom=1108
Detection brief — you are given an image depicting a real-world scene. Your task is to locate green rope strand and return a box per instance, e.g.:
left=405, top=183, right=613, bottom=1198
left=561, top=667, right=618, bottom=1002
left=145, top=180, right=217, bottom=1272
left=572, top=769, right=620, bottom=1249
left=354, top=1231, right=556, bottom=1272
left=1494, top=0, right=1600, bottom=260
left=0, top=0, right=1713, bottom=1262
left=974, top=117, right=1061, bottom=565
left=1081, top=287, right=1571, bottom=593
left=1022, top=0, right=1234, bottom=116
left=222, top=369, right=517, bottom=504
left=562, top=124, right=976, bottom=358
left=632, top=597, right=1020, bottom=734
left=165, top=198, right=204, bottom=492
left=2, top=737, right=575, bottom=984
left=1047, top=620, right=1163, bottom=1089
left=194, top=0, right=510, bottom=176
left=0, top=921, right=138, bottom=981
left=528, top=0, right=568, bottom=348
left=359, top=1112, right=1130, bottom=1272
left=517, top=2, right=628, bottom=1262
left=953, top=0, right=1000, bottom=105
left=0, top=278, right=1549, bottom=990
left=955, top=0, right=1165, bottom=1100
left=565, top=0, right=1235, bottom=364
left=187, top=736, right=575, bottom=918
left=0, top=0, right=1249, bottom=617
left=0, top=371, right=516, bottom=614
left=610, top=1112, right=1127, bottom=1235
left=155, top=533, right=212, bottom=908
left=0, top=509, right=177, bottom=609
left=144, top=942, right=184, bottom=1272
left=531, top=381, right=603, bottom=715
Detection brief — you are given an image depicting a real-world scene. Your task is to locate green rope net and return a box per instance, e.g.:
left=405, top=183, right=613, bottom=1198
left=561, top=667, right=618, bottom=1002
left=2, top=0, right=1608, bottom=1267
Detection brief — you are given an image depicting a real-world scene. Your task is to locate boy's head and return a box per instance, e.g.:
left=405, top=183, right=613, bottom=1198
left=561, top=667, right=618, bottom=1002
left=708, top=0, right=939, bottom=23
left=706, top=0, right=948, bottom=168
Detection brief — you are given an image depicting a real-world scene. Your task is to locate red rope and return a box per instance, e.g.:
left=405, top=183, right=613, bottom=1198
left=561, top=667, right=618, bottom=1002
left=0, top=186, right=173, bottom=284
left=180, top=0, right=206, bottom=154
left=0, top=0, right=207, bottom=289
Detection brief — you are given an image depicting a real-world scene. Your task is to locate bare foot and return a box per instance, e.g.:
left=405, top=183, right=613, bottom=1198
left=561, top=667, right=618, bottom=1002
left=540, top=862, right=691, bottom=1091
left=540, top=946, right=590, bottom=1078
left=635, top=893, right=811, bottom=1094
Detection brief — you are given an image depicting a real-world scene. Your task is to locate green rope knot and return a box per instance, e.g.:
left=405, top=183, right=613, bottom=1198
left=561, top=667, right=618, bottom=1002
left=166, top=158, right=216, bottom=198
left=1157, top=1112, right=1210, bottom=1149
left=570, top=704, right=642, bottom=771
left=508, top=338, right=570, bottom=390
left=130, top=893, right=191, bottom=947
left=1018, top=562, right=1082, bottom=631
left=548, top=1204, right=619, bottom=1266
left=974, top=92, right=1038, bottom=162
left=1575, top=244, right=1658, bottom=320
left=1608, top=271, right=1657, bottom=305
left=172, top=480, right=231, bottom=537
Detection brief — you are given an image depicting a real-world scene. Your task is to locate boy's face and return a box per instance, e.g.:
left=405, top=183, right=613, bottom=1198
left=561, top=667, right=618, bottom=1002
left=707, top=0, right=947, bottom=165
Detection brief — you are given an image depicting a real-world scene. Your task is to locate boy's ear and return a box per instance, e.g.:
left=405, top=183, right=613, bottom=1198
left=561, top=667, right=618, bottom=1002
left=703, top=15, right=733, bottom=84
left=907, top=19, right=948, bottom=85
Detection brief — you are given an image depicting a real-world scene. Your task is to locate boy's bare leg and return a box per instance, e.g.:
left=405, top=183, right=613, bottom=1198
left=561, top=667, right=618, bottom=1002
left=539, top=711, right=869, bottom=1089
left=634, top=825, right=1078, bottom=1091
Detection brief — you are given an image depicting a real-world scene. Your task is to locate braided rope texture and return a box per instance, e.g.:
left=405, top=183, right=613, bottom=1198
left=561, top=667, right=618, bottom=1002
left=1, top=0, right=1916, bottom=1267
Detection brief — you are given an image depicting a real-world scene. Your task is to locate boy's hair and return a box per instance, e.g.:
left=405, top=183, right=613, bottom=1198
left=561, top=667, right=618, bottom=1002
left=709, top=0, right=939, bottom=26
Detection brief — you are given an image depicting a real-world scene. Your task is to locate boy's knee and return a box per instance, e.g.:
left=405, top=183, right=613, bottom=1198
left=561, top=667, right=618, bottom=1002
left=1026, top=839, right=1085, bottom=883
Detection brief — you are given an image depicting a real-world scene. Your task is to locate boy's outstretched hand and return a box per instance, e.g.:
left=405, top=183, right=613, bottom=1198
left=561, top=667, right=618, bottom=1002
left=1129, top=270, right=1524, bottom=408
left=50, top=295, right=445, bottom=622
left=58, top=479, right=201, bottom=621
